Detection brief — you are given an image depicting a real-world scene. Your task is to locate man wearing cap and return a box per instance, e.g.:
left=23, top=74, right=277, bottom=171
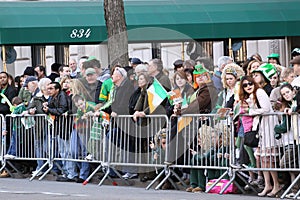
left=267, top=53, right=281, bottom=65
left=130, top=57, right=142, bottom=69
left=165, top=64, right=218, bottom=166
left=18, top=67, right=37, bottom=107
left=101, top=67, right=137, bottom=179
left=23, top=76, right=39, bottom=97
left=78, top=67, right=100, bottom=102
left=173, top=59, right=184, bottom=72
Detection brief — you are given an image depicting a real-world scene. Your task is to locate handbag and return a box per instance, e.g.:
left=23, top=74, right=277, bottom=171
left=244, top=130, right=259, bottom=147
left=244, top=115, right=262, bottom=148
left=206, top=179, right=237, bottom=194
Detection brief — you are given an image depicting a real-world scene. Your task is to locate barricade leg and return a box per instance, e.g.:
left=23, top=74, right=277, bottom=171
left=293, top=187, right=300, bottom=199
left=145, top=169, right=165, bottom=190
left=235, top=170, right=258, bottom=194
left=29, top=161, right=49, bottom=181
left=155, top=168, right=171, bottom=190
left=83, top=162, right=103, bottom=185
left=281, top=173, right=300, bottom=199
left=98, top=166, right=115, bottom=186
left=219, top=171, right=236, bottom=194
left=168, top=168, right=187, bottom=188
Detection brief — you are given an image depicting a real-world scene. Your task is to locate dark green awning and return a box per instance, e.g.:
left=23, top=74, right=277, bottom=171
left=1, top=0, right=300, bottom=45
left=0, top=1, right=107, bottom=45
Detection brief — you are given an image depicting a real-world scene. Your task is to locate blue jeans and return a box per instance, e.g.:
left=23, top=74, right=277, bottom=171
left=7, top=130, right=17, bottom=156
left=57, top=136, right=78, bottom=179
left=70, top=129, right=90, bottom=180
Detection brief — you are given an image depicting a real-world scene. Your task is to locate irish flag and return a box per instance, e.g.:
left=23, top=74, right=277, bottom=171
left=177, top=116, right=193, bottom=133
left=147, top=78, right=168, bottom=113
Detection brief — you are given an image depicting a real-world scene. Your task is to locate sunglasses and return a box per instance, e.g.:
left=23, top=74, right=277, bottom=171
left=242, top=82, right=253, bottom=88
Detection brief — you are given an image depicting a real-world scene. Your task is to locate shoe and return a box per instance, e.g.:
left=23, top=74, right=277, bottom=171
left=251, top=178, right=264, bottom=186
left=267, top=185, right=284, bottom=197
left=4, top=154, right=15, bottom=159
left=122, top=173, right=138, bottom=179
left=140, top=176, right=150, bottom=182
left=186, top=187, right=194, bottom=192
left=192, top=187, right=203, bottom=193
left=162, top=181, right=174, bottom=190
left=184, top=179, right=190, bottom=185
left=85, top=154, right=93, bottom=161
left=0, top=170, right=9, bottom=178
left=244, top=184, right=251, bottom=191
left=32, top=170, right=44, bottom=177
left=258, top=188, right=272, bottom=197
left=76, top=178, right=85, bottom=183
left=56, top=176, right=77, bottom=182
left=286, top=192, right=295, bottom=198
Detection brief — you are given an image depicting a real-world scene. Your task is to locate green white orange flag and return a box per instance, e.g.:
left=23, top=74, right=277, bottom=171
left=147, top=78, right=168, bottom=113
left=177, top=116, right=193, bottom=133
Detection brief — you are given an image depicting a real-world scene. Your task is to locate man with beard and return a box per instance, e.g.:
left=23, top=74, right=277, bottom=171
left=0, top=72, right=18, bottom=177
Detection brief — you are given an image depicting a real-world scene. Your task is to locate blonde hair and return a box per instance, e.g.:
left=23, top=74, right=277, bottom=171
left=69, top=79, right=94, bottom=101
left=221, top=63, right=245, bottom=88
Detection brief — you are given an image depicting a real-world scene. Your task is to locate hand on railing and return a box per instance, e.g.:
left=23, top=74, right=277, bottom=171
left=190, top=148, right=197, bottom=156
left=284, top=108, right=292, bottom=115
left=133, top=111, right=145, bottom=122
left=217, top=153, right=230, bottom=159
left=111, top=112, right=118, bottom=118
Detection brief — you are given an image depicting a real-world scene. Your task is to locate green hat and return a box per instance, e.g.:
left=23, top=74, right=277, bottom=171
left=87, top=56, right=97, bottom=61
left=253, top=63, right=277, bottom=81
left=267, top=53, right=279, bottom=59
left=193, top=64, right=208, bottom=75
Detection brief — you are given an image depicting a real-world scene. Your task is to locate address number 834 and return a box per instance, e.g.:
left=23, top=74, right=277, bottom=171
left=70, top=28, right=91, bottom=39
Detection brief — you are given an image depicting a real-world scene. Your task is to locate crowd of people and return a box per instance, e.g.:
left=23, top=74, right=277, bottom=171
left=0, top=48, right=300, bottom=197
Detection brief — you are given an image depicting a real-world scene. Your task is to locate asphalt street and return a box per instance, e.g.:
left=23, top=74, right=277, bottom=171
left=0, top=178, right=274, bottom=200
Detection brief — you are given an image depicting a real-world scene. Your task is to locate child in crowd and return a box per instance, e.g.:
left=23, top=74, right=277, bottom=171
left=150, top=128, right=167, bottom=164
left=3, top=96, right=27, bottom=159
left=186, top=125, right=230, bottom=193
left=72, top=94, right=97, bottom=160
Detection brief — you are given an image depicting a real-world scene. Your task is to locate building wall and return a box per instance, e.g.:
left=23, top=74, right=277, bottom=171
left=0, top=39, right=288, bottom=77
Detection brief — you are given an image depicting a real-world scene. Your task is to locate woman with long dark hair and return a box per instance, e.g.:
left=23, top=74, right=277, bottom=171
left=239, top=75, right=281, bottom=197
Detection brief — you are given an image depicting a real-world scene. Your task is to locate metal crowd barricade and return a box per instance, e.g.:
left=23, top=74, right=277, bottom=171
left=50, top=114, right=107, bottom=184
left=156, top=113, right=235, bottom=192
left=229, top=112, right=300, bottom=199
left=0, top=114, right=5, bottom=172
left=2, top=114, right=50, bottom=179
left=104, top=115, right=169, bottom=187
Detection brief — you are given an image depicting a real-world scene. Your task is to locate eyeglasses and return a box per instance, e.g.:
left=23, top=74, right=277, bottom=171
left=242, top=82, right=253, bottom=88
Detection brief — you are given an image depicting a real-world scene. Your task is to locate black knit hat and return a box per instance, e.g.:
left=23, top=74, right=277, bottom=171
left=23, top=66, right=35, bottom=76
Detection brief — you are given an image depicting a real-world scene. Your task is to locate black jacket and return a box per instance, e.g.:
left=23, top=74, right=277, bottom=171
left=0, top=85, right=18, bottom=116
left=111, top=78, right=134, bottom=115
left=47, top=91, right=69, bottom=116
